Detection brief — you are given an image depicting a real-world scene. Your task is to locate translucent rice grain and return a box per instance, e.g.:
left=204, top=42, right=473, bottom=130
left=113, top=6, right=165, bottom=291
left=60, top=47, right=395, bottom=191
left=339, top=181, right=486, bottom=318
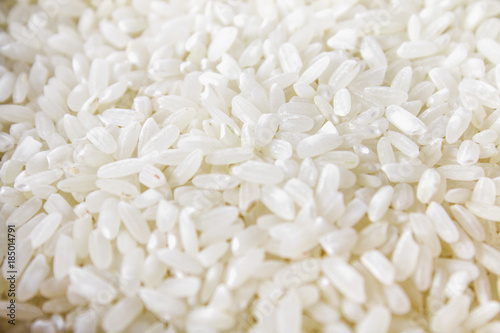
left=97, top=159, right=146, bottom=178
left=12, top=72, right=29, bottom=104
left=355, top=306, right=391, bottom=333
left=464, top=301, right=500, bottom=330
left=208, top=27, right=238, bottom=62
left=35, top=112, right=55, bottom=141
left=472, top=177, right=496, bottom=206
left=360, top=36, right=387, bottom=69
left=278, top=102, right=319, bottom=118
left=231, top=95, right=262, bottom=124
left=385, top=105, right=426, bottom=136
left=412, top=245, right=433, bottom=291
left=317, top=151, right=360, bottom=170
left=18, top=254, right=50, bottom=302
left=73, top=216, right=92, bottom=259
left=283, top=178, right=314, bottom=208
left=262, top=139, right=292, bottom=160
left=446, top=107, right=472, bottom=143
left=377, top=137, right=396, bottom=165
left=160, top=276, right=201, bottom=298
left=276, top=290, right=302, bottom=333
left=384, top=283, right=411, bottom=315
left=430, top=295, right=470, bottom=332
left=450, top=226, right=475, bottom=260
left=426, top=202, right=459, bottom=243
left=140, top=125, right=180, bottom=156
left=139, top=164, right=167, bottom=188
left=97, top=179, right=139, bottom=200
left=417, top=169, right=441, bottom=204
left=473, top=129, right=498, bottom=144
left=321, top=258, right=366, bottom=304
left=154, top=201, right=178, bottom=234
left=327, top=29, right=357, bottom=50
left=391, top=66, right=413, bottom=92
left=465, top=201, right=500, bottom=222
left=392, top=183, right=414, bottom=211
left=226, top=248, right=264, bottom=289
left=134, top=189, right=162, bottom=209
left=88, top=58, right=109, bottom=97
left=254, top=113, right=279, bottom=146
left=120, top=248, right=144, bottom=296
left=239, top=39, right=263, bottom=68
left=169, top=149, right=203, bottom=187
left=368, top=185, right=394, bottom=222
left=158, top=95, right=197, bottom=111
left=445, top=188, right=471, bottom=204
left=364, top=87, right=408, bottom=106
left=391, top=229, right=420, bottom=281
left=397, top=41, right=438, bottom=59
left=56, top=175, right=97, bottom=193
left=102, top=297, right=143, bottom=332
left=477, top=38, right=500, bottom=65
left=0, top=71, right=15, bottom=102
left=97, top=198, right=120, bottom=240
left=178, top=136, right=227, bottom=154
left=231, top=226, right=266, bottom=256
left=69, top=267, right=117, bottom=304
left=139, top=287, right=186, bottom=320
left=186, top=307, right=235, bottom=331
left=5, top=197, right=42, bottom=227
left=297, top=133, right=343, bottom=158
left=87, top=127, right=117, bottom=154
left=179, top=208, right=199, bottom=256
left=429, top=68, right=457, bottom=96
left=30, top=212, right=62, bottom=249
left=386, top=131, right=419, bottom=158
left=338, top=198, right=367, bottom=228
left=450, top=205, right=485, bottom=242
left=11, top=136, right=42, bottom=162
left=438, top=165, right=484, bottom=181
left=155, top=149, right=190, bottom=166
left=278, top=43, right=303, bottom=73
left=101, top=108, right=145, bottom=127
left=231, top=160, right=284, bottom=184
left=457, top=140, right=480, bottom=166
left=409, top=81, right=436, bottom=104
left=156, top=248, right=202, bottom=275
left=99, top=80, right=128, bottom=104
left=293, top=82, right=316, bottom=98
left=328, top=59, right=360, bottom=93
left=261, top=185, right=295, bottom=220
left=100, top=19, right=130, bottom=48
left=198, top=242, right=229, bottom=267
left=298, top=56, right=330, bottom=84
left=118, top=201, right=151, bottom=244
left=361, top=250, right=395, bottom=286
left=333, top=88, right=351, bottom=117
left=319, top=228, right=358, bottom=256
left=151, top=59, right=182, bottom=78
left=206, top=106, right=240, bottom=136
left=88, top=230, right=113, bottom=269
left=0, top=186, right=25, bottom=206
left=116, top=122, right=141, bottom=160
left=279, top=114, right=315, bottom=133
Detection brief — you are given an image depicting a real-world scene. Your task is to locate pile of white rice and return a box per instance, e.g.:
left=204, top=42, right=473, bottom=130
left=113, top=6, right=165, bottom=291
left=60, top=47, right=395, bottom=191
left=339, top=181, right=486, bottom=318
left=1, top=0, right=500, bottom=332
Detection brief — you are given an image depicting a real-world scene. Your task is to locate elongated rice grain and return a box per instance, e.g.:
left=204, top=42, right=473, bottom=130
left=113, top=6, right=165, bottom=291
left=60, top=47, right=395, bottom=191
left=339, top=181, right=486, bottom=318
left=2, top=1, right=500, bottom=332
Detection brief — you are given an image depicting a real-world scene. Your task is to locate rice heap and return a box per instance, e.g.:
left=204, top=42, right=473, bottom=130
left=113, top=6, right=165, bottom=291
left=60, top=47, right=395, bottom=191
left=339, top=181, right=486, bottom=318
left=1, top=0, right=500, bottom=332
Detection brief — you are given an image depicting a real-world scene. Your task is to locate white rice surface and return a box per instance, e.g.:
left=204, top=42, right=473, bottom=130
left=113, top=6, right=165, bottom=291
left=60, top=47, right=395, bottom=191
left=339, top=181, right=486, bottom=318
left=1, top=0, right=500, bottom=332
